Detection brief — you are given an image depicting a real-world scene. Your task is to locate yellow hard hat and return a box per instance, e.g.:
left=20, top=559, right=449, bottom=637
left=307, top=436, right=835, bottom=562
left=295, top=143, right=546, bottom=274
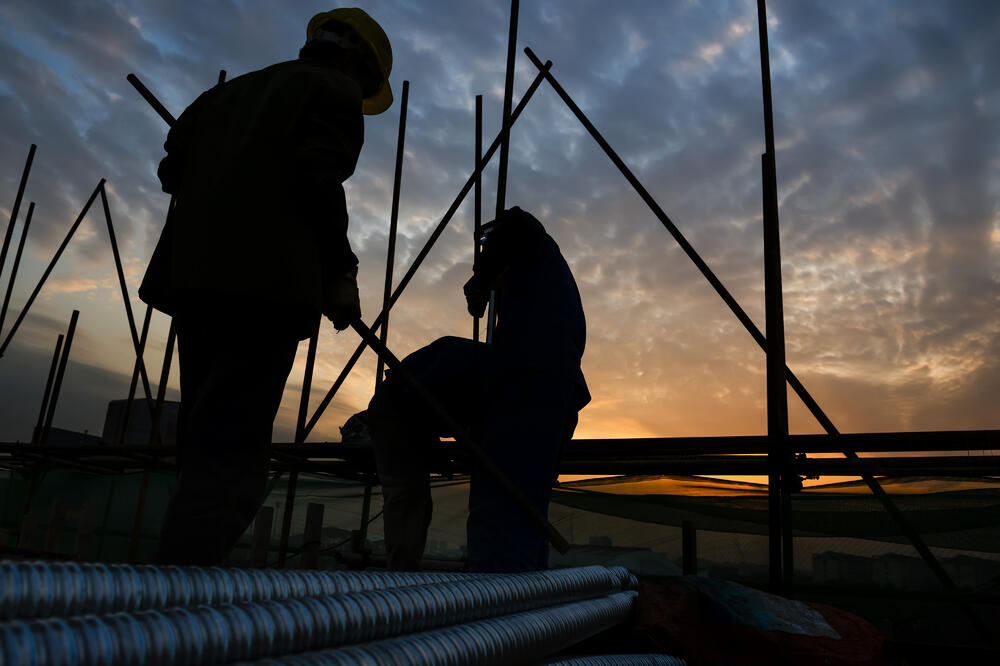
left=307, top=8, right=393, bottom=115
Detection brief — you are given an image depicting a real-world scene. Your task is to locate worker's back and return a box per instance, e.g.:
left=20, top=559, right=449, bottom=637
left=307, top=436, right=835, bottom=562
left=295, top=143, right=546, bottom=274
left=492, top=213, right=590, bottom=409
left=140, top=59, right=364, bottom=330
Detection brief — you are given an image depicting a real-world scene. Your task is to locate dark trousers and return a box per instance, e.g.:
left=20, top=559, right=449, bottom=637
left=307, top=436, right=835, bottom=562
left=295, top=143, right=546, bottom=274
left=368, top=336, right=577, bottom=573
left=154, top=306, right=299, bottom=565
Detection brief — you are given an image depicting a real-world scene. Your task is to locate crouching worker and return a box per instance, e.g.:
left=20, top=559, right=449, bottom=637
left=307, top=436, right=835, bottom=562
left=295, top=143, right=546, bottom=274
left=368, top=207, right=590, bottom=572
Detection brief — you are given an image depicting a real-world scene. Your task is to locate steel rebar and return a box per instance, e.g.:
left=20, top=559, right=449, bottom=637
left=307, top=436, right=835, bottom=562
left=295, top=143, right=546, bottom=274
left=0, top=181, right=103, bottom=358
left=375, top=79, right=409, bottom=389
left=31, top=333, right=63, bottom=445
left=0, top=144, right=36, bottom=337
left=39, top=310, right=79, bottom=445
left=0, top=201, right=34, bottom=341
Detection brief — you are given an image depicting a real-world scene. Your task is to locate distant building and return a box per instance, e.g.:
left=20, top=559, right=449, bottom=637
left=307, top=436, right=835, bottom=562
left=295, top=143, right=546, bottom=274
left=101, top=399, right=179, bottom=445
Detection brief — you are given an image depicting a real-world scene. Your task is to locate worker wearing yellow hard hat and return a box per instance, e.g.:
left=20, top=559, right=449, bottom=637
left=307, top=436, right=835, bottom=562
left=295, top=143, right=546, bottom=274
left=143, top=8, right=394, bottom=565
left=305, top=8, right=394, bottom=115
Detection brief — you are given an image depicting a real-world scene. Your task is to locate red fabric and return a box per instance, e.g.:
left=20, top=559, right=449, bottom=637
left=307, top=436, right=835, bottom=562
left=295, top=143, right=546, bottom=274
left=637, top=579, right=884, bottom=666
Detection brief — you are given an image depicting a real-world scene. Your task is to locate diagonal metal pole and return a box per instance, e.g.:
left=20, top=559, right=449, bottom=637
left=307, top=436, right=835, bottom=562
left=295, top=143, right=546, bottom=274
left=0, top=180, right=104, bottom=358
left=100, top=184, right=157, bottom=419
left=0, top=201, right=34, bottom=341
left=301, top=61, right=552, bottom=439
left=375, top=80, right=409, bottom=389
left=524, top=47, right=982, bottom=623
left=350, top=318, right=569, bottom=554
left=32, top=333, right=63, bottom=444
left=40, top=310, right=79, bottom=444
left=0, top=144, right=36, bottom=336
left=486, top=0, right=520, bottom=343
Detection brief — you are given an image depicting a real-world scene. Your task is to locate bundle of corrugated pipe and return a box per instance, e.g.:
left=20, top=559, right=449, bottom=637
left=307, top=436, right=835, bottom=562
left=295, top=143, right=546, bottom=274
left=0, top=560, right=686, bottom=665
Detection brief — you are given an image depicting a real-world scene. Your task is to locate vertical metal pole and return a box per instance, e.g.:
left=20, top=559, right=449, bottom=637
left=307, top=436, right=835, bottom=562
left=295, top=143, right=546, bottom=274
left=40, top=310, right=79, bottom=444
left=757, top=0, right=791, bottom=594
left=33, top=333, right=63, bottom=444
left=488, top=0, right=520, bottom=343
left=217, top=70, right=227, bottom=85
left=376, top=80, right=409, bottom=389
left=0, top=144, right=36, bottom=335
left=276, top=471, right=298, bottom=569
left=473, top=95, right=483, bottom=343
left=0, top=201, right=33, bottom=338
left=0, top=180, right=103, bottom=358
left=296, top=334, right=318, bottom=443
left=150, top=320, right=176, bottom=445
left=357, top=483, right=373, bottom=551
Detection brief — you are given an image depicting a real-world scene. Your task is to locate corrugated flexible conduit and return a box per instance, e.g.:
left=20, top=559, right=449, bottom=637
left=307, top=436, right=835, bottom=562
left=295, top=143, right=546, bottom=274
left=0, top=560, right=491, bottom=620
left=0, top=565, right=637, bottom=666
left=241, top=592, right=641, bottom=666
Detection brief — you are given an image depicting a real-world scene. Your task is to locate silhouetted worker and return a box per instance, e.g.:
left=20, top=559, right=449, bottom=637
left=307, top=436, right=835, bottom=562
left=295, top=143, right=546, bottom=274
left=368, top=207, right=590, bottom=572
left=138, top=9, right=394, bottom=565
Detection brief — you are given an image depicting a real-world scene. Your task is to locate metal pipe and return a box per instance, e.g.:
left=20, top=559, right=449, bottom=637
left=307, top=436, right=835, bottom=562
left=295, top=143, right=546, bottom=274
left=486, top=0, right=520, bottom=345
left=32, top=334, right=63, bottom=444
left=376, top=79, right=409, bottom=389
left=521, top=48, right=963, bottom=608
left=295, top=332, right=318, bottom=442
left=39, top=310, right=79, bottom=444
left=251, top=591, right=638, bottom=666
left=0, top=201, right=33, bottom=339
left=150, top=319, right=176, bottom=445
left=0, top=181, right=103, bottom=358
left=473, top=94, right=483, bottom=343
left=0, top=144, right=36, bottom=337
left=302, top=61, right=552, bottom=439
left=126, top=73, right=176, bottom=126
left=276, top=470, right=299, bottom=568
left=0, top=567, right=634, bottom=664
left=757, top=0, right=793, bottom=596
left=350, top=319, right=570, bottom=554
left=0, top=559, right=513, bottom=620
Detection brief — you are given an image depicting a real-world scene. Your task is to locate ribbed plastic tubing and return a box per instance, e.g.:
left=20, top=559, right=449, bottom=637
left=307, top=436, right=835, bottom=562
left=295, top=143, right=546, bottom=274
left=0, top=560, right=487, bottom=621
left=544, top=656, right=687, bottom=665
left=0, top=566, right=636, bottom=666
left=243, top=591, right=639, bottom=665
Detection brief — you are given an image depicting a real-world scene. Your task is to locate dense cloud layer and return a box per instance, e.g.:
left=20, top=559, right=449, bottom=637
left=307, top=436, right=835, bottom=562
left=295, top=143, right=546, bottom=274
left=1, top=0, right=997, bottom=442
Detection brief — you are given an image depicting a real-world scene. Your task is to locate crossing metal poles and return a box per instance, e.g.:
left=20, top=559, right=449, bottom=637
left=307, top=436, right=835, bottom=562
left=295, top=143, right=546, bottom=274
left=300, top=61, right=552, bottom=439
left=522, top=46, right=984, bottom=634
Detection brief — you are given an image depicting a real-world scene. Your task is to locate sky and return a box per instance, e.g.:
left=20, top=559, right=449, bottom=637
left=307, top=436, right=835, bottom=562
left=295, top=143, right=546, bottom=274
left=0, top=0, right=997, bottom=445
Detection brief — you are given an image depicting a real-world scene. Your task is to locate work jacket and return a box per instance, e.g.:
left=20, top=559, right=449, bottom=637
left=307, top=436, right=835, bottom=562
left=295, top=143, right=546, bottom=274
left=139, top=58, right=363, bottom=339
left=487, top=212, right=591, bottom=411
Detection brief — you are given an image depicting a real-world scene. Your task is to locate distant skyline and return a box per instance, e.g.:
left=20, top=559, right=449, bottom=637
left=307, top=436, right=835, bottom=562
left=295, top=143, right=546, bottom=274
left=1, top=1, right=997, bottom=443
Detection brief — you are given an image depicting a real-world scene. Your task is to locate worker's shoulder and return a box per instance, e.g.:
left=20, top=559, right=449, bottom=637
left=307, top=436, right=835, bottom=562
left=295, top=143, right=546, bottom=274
left=240, top=59, right=362, bottom=98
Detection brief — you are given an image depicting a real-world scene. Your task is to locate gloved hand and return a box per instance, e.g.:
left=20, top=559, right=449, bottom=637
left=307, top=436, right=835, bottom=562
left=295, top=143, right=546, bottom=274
left=463, top=275, right=489, bottom=318
left=324, top=266, right=361, bottom=331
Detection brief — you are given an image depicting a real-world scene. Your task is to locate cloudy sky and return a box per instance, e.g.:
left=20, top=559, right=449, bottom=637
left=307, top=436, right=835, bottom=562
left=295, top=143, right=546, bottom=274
left=0, top=0, right=997, bottom=445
